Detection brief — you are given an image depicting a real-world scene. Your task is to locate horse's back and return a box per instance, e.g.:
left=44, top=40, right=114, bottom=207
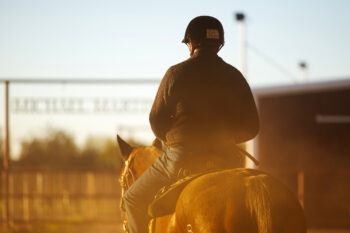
left=172, top=168, right=306, bottom=233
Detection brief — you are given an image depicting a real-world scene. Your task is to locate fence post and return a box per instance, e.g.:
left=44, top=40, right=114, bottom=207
left=36, top=172, right=43, bottom=218
left=2, top=80, right=11, bottom=227
left=22, top=175, right=30, bottom=221
left=297, top=171, right=304, bottom=208
left=86, top=172, right=96, bottom=219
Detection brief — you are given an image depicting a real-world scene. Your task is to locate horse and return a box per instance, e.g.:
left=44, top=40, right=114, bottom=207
left=117, top=136, right=306, bottom=233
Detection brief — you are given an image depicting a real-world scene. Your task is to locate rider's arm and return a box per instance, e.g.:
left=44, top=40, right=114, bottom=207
left=230, top=70, right=260, bottom=142
left=149, top=67, right=176, bottom=141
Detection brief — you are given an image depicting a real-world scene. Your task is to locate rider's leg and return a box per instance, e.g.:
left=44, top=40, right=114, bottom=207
left=123, top=146, right=184, bottom=233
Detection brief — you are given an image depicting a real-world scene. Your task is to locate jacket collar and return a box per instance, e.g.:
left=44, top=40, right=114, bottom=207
left=191, top=48, right=218, bottom=58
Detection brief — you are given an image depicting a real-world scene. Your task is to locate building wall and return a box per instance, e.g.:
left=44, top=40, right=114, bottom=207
left=256, top=85, right=350, bottom=228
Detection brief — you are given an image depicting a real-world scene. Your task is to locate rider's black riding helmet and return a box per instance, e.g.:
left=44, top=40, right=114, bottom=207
left=182, top=16, right=224, bottom=48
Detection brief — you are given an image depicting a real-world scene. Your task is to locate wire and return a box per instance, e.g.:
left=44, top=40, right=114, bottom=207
left=247, top=43, right=299, bottom=84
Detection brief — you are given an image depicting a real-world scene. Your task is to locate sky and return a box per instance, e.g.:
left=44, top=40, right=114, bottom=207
left=0, top=0, right=350, bottom=158
left=1, top=0, right=350, bottom=83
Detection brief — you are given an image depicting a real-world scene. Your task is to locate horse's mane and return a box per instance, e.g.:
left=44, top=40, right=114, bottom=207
left=131, top=145, right=161, bottom=178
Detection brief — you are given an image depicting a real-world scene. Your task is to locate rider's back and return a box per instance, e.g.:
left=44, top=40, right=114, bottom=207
left=150, top=48, right=259, bottom=150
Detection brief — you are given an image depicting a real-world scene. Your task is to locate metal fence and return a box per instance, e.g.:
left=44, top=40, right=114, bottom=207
left=0, top=169, right=121, bottom=224
left=0, top=78, right=159, bottom=227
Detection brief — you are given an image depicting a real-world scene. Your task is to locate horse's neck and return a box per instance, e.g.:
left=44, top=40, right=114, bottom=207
left=133, top=147, right=161, bottom=177
left=144, top=146, right=161, bottom=162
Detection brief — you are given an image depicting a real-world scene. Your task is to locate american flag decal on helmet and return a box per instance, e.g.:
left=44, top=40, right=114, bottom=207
left=206, top=29, right=220, bottom=39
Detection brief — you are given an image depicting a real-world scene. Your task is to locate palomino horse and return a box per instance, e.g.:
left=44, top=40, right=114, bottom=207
left=117, top=136, right=306, bottom=233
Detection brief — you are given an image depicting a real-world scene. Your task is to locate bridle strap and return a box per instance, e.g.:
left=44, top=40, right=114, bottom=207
left=119, top=153, right=136, bottom=233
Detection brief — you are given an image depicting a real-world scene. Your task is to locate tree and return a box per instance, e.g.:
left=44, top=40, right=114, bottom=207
left=80, top=136, right=123, bottom=170
left=18, top=129, right=80, bottom=169
left=16, top=129, right=124, bottom=171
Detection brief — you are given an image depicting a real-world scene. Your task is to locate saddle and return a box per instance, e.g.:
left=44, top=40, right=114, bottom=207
left=148, top=145, right=258, bottom=218
left=148, top=169, right=220, bottom=218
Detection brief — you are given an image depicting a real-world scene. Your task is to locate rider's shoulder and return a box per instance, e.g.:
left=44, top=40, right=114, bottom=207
left=174, top=57, right=195, bottom=69
left=164, top=58, right=194, bottom=77
left=170, top=55, right=207, bottom=73
left=220, top=58, right=244, bottom=76
left=165, top=56, right=246, bottom=81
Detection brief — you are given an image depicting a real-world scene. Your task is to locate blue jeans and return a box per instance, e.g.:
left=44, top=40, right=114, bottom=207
left=123, top=146, right=185, bottom=233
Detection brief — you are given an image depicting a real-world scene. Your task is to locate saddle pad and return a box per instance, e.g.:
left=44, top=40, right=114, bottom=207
left=148, top=170, right=220, bottom=218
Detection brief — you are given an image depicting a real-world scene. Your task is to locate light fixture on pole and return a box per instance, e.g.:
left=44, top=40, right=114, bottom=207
left=298, top=61, right=308, bottom=82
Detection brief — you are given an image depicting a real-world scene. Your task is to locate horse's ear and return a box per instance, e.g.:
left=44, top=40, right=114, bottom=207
left=152, top=138, right=163, bottom=150
left=117, top=135, right=133, bottom=160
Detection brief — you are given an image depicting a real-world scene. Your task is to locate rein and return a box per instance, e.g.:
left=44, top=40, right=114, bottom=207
left=236, top=145, right=260, bottom=166
left=119, top=153, right=136, bottom=233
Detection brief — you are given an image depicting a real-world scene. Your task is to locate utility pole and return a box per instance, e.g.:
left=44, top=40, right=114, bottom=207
left=235, top=12, right=256, bottom=168
left=235, top=12, right=247, bottom=77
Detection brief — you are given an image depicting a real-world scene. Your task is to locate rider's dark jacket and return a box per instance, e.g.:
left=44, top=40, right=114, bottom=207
left=149, top=48, right=259, bottom=150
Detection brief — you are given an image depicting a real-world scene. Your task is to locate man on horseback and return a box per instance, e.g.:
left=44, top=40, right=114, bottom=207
left=123, top=16, right=259, bottom=233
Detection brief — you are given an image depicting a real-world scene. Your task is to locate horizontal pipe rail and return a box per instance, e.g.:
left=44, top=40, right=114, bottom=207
left=0, top=78, right=160, bottom=84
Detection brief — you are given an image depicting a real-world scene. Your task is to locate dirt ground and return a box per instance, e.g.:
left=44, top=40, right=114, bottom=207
left=0, top=223, right=123, bottom=233
left=1, top=224, right=350, bottom=233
